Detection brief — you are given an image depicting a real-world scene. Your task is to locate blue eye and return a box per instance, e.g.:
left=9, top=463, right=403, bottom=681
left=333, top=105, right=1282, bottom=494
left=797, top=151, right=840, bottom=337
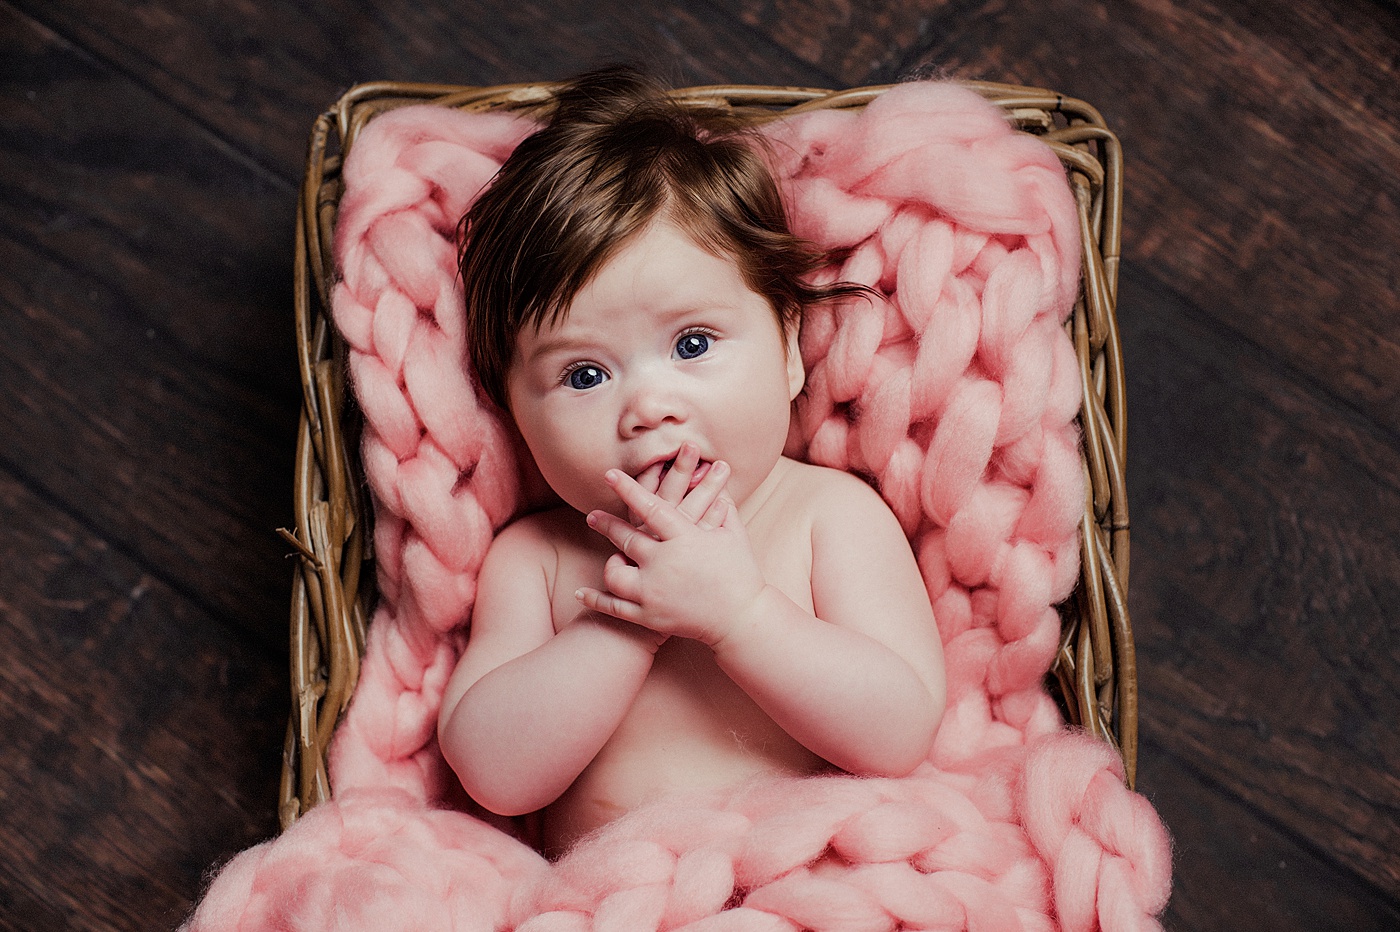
left=675, top=333, right=710, bottom=360
left=566, top=365, right=608, bottom=390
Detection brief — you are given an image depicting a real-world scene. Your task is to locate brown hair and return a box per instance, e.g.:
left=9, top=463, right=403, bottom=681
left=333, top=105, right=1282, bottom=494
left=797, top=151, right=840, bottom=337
left=457, top=65, right=870, bottom=410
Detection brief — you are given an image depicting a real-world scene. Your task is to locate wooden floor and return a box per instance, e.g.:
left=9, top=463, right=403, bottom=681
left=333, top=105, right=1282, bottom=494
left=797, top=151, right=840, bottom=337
left=2, top=1, right=1397, bottom=928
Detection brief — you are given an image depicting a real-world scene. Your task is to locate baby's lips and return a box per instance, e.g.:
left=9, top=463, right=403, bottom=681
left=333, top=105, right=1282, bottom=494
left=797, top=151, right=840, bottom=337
left=632, top=449, right=685, bottom=489
left=632, top=459, right=667, bottom=491
left=632, top=445, right=718, bottom=493
left=687, top=460, right=712, bottom=490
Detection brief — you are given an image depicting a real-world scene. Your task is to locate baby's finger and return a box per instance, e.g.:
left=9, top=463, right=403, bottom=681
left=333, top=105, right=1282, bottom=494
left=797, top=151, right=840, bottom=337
left=628, top=463, right=665, bottom=526
left=574, top=586, right=643, bottom=625
left=696, top=494, right=730, bottom=531
left=656, top=441, right=701, bottom=505
left=678, top=459, right=730, bottom=524
left=601, top=552, right=643, bottom=603
left=605, top=470, right=690, bottom=540
left=634, top=461, right=664, bottom=495
left=718, top=494, right=745, bottom=530
left=586, top=508, right=657, bottom=561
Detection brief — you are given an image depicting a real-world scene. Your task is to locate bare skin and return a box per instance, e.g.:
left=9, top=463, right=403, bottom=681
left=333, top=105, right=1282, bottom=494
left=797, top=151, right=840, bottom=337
left=437, top=219, right=946, bottom=853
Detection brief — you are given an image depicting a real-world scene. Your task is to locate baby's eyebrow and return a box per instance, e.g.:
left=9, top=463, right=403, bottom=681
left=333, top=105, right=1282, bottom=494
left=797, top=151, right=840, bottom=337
left=519, top=333, right=594, bottom=365
left=519, top=303, right=726, bottom=365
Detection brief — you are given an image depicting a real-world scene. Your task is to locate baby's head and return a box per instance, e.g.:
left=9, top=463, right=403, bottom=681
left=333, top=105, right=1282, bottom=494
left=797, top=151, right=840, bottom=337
left=458, top=65, right=859, bottom=411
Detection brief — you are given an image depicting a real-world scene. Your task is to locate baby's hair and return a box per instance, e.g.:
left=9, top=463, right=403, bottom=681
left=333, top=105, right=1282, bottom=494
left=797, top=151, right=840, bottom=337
left=458, top=64, right=870, bottom=410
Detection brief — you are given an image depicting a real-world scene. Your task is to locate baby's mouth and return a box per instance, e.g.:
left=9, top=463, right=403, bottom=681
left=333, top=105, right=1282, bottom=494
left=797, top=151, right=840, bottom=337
left=653, top=457, right=712, bottom=491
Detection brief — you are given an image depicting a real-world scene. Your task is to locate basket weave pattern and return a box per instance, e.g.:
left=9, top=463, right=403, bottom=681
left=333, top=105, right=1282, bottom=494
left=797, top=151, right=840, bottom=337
left=282, top=79, right=1130, bottom=831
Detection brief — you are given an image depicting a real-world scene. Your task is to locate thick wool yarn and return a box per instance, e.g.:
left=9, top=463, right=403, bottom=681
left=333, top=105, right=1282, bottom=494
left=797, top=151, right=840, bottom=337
left=186, top=82, right=1169, bottom=931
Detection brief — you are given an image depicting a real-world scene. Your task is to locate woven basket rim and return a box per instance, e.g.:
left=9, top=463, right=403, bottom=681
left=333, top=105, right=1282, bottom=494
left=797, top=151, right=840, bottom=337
left=280, top=77, right=1132, bottom=831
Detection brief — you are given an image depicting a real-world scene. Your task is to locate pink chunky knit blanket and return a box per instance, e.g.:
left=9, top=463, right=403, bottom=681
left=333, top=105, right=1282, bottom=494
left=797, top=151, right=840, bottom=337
left=187, top=81, right=1170, bottom=931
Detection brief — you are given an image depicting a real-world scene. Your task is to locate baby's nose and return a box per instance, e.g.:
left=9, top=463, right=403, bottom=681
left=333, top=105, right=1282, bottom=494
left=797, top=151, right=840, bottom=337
left=620, top=373, right=686, bottom=435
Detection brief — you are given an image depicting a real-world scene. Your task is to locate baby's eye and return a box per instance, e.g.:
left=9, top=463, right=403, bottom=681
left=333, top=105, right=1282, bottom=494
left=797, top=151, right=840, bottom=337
left=564, top=364, right=609, bottom=391
left=675, top=332, right=711, bottom=360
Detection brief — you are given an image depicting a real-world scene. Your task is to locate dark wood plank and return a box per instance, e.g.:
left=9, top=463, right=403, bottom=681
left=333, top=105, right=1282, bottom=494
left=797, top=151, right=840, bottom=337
left=895, top=0, right=1400, bottom=437
left=1, top=5, right=301, bottom=641
left=3, top=6, right=299, bottom=396
left=13, top=0, right=837, bottom=181
left=709, top=0, right=981, bottom=88
left=1119, top=260, right=1400, bottom=897
left=0, top=467, right=284, bottom=931
left=5, top=0, right=1398, bottom=928
left=1138, top=737, right=1400, bottom=931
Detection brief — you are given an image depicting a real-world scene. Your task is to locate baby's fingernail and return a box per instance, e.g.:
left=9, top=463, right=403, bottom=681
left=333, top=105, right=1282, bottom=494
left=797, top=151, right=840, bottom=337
left=574, top=588, right=585, bottom=602
left=586, top=512, right=598, bottom=527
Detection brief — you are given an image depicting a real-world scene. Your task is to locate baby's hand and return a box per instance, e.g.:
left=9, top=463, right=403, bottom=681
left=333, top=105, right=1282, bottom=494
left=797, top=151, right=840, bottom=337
left=576, top=460, right=765, bottom=646
left=630, top=441, right=705, bottom=520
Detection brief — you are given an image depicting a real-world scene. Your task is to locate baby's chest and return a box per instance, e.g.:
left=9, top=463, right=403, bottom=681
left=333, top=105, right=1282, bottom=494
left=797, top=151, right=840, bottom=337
left=745, top=519, right=815, bottom=614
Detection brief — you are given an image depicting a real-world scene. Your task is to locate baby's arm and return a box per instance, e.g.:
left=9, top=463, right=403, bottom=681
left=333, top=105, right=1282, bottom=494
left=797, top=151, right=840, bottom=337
left=580, top=468, right=945, bottom=777
left=712, top=473, right=946, bottom=776
left=437, top=519, right=664, bottom=816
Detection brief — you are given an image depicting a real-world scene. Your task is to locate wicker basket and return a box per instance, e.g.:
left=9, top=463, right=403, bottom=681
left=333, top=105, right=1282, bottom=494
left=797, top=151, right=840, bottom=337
left=280, top=79, right=1131, bottom=831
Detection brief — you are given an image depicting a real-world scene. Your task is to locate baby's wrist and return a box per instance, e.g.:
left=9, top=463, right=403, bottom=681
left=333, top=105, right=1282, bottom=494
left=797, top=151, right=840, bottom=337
left=575, top=610, right=669, bottom=654
left=614, top=621, right=670, bottom=655
left=707, top=584, right=777, bottom=659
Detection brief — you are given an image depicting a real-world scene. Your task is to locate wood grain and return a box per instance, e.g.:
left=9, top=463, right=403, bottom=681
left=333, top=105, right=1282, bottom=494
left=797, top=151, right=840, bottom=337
left=12, top=0, right=836, bottom=181
left=1120, top=260, right=1400, bottom=895
left=2, top=0, right=1398, bottom=925
left=711, top=0, right=977, bottom=87
left=0, top=467, right=284, bottom=930
left=897, top=0, right=1400, bottom=437
left=2, top=5, right=300, bottom=641
left=1138, top=736, right=1400, bottom=931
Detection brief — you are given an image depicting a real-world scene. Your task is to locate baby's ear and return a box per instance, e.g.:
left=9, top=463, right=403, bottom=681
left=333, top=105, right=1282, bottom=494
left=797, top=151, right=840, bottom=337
left=785, top=320, right=805, bottom=400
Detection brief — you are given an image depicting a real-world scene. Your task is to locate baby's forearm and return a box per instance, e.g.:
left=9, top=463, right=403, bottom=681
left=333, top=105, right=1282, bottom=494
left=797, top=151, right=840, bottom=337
left=711, top=586, right=942, bottom=776
left=440, top=615, right=659, bottom=816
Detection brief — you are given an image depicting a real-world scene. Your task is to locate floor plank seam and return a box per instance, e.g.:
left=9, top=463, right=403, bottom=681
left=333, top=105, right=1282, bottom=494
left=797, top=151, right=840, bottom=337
left=1120, top=259, right=1400, bottom=477
left=687, top=0, right=843, bottom=88
left=1, top=203, right=303, bottom=415
left=1137, top=732, right=1400, bottom=907
left=0, top=447, right=288, bottom=661
left=7, top=0, right=299, bottom=195
left=882, top=0, right=1005, bottom=87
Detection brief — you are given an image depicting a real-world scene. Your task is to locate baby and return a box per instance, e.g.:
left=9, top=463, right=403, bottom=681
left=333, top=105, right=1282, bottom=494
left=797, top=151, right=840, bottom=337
left=438, top=67, right=946, bottom=854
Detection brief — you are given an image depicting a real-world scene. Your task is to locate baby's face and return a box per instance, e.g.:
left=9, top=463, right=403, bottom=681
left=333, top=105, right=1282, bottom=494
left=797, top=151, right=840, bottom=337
left=505, top=218, right=804, bottom=519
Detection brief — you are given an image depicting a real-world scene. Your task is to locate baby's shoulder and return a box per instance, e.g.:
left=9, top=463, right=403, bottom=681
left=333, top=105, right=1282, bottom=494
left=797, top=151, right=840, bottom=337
left=485, top=505, right=588, bottom=569
left=779, top=461, right=915, bottom=571
left=777, top=458, right=892, bottom=519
